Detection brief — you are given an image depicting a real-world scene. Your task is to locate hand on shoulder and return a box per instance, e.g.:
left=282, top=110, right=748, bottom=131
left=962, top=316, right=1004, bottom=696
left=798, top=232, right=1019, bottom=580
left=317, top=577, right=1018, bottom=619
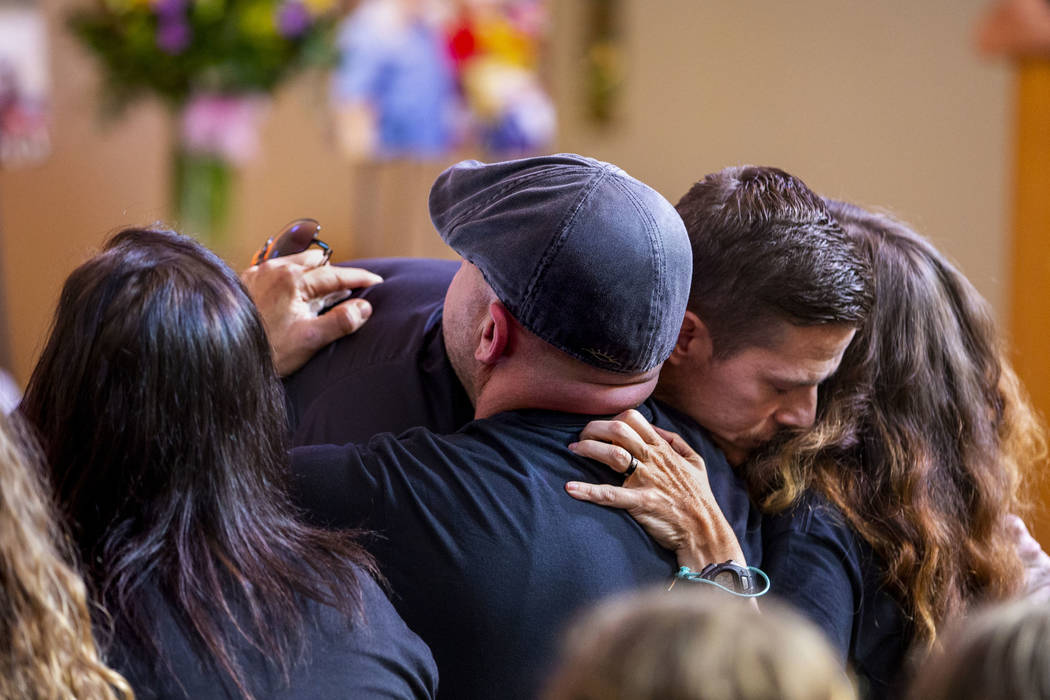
left=566, top=409, right=746, bottom=569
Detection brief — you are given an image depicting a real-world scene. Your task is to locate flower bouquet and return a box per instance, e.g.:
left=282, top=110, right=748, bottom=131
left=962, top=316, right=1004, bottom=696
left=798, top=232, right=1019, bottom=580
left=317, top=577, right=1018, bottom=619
left=69, top=0, right=339, bottom=241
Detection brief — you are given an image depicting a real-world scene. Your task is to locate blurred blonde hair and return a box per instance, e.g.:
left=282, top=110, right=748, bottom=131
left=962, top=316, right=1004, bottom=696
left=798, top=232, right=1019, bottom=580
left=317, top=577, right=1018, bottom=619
left=0, top=411, right=132, bottom=700
left=544, top=587, right=856, bottom=700
left=908, top=599, right=1050, bottom=700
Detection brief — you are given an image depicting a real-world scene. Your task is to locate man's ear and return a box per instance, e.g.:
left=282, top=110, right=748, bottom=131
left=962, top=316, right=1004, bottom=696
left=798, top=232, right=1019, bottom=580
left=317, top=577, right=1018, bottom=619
left=475, top=301, right=512, bottom=365
left=667, top=310, right=714, bottom=367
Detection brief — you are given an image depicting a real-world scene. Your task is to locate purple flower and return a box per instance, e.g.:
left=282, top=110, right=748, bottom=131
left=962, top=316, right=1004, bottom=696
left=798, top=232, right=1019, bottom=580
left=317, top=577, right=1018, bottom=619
left=157, top=17, right=191, bottom=54
left=180, top=93, right=270, bottom=164
left=152, top=0, right=187, bottom=17
left=276, top=2, right=311, bottom=38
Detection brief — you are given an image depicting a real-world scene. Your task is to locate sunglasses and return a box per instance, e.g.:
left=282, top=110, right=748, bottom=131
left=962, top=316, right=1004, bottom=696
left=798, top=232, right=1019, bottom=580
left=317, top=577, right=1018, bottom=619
left=250, top=218, right=332, bottom=267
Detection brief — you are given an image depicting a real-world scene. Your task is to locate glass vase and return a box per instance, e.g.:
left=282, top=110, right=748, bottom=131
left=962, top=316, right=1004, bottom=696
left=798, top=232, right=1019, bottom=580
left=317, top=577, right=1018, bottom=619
left=172, top=146, right=233, bottom=245
left=171, top=93, right=268, bottom=245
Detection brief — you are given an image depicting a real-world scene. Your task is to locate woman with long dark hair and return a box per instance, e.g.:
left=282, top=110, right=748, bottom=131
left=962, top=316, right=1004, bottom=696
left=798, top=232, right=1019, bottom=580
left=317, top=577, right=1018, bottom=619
left=20, top=228, right=437, bottom=699
left=568, top=202, right=1044, bottom=698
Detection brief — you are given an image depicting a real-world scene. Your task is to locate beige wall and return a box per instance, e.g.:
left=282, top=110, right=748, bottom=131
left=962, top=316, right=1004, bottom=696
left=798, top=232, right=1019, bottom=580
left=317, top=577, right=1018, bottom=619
left=0, top=0, right=1011, bottom=385
left=551, top=0, right=1010, bottom=308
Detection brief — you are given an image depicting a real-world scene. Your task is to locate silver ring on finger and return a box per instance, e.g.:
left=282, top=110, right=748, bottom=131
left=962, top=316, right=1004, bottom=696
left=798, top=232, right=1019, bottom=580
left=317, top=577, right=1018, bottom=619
left=624, top=455, right=639, bottom=479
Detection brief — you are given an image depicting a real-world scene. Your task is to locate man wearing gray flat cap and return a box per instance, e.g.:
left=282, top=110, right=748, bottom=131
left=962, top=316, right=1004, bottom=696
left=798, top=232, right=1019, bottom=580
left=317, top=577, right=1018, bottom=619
left=286, top=154, right=760, bottom=700
left=431, top=153, right=689, bottom=408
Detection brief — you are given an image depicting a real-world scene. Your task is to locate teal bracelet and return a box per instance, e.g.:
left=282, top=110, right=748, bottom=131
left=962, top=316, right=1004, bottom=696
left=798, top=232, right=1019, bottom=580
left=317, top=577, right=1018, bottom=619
left=674, top=564, right=771, bottom=598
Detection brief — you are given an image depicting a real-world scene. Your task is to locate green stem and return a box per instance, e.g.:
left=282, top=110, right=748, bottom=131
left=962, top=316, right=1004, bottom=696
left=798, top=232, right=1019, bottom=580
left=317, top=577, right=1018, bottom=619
left=172, top=147, right=232, bottom=244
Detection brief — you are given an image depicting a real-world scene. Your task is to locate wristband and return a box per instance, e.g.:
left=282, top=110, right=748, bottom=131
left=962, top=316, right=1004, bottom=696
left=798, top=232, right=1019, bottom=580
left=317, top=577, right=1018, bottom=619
left=673, top=562, right=770, bottom=598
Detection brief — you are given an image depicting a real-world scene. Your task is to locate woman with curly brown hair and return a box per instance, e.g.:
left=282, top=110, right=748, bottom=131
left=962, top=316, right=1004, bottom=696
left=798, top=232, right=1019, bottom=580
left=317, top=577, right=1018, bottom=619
left=568, top=196, right=1044, bottom=698
left=750, top=200, right=1041, bottom=694
left=762, top=201, right=1039, bottom=625
left=0, top=409, right=132, bottom=700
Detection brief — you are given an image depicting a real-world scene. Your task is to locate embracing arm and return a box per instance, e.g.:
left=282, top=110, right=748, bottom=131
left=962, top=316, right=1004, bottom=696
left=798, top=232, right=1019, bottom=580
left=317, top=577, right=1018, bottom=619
left=565, top=410, right=867, bottom=663
left=289, top=442, right=382, bottom=529
left=241, top=248, right=383, bottom=376
left=565, top=409, right=746, bottom=570
left=760, top=518, right=857, bottom=662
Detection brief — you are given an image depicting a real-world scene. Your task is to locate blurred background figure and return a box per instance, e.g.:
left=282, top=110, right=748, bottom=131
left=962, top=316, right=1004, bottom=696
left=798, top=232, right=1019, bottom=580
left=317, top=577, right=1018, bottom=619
left=329, top=0, right=554, bottom=257
left=543, top=587, right=856, bottom=700
left=0, top=368, right=17, bottom=414
left=0, top=1, right=50, bottom=169
left=0, top=410, right=132, bottom=699
left=977, top=0, right=1050, bottom=55
left=330, top=0, right=554, bottom=161
left=331, top=0, right=459, bottom=161
left=908, top=598, right=1050, bottom=700
left=447, top=0, right=555, bottom=154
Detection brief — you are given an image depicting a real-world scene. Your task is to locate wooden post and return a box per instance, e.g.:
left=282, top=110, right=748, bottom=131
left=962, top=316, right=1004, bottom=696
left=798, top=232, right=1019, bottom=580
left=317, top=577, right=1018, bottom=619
left=0, top=196, right=10, bottom=372
left=1008, top=59, right=1050, bottom=546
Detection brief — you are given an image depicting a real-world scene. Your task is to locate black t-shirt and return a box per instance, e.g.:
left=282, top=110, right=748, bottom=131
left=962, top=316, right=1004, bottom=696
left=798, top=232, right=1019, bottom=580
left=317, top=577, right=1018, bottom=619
left=283, top=257, right=472, bottom=445
left=285, top=257, right=762, bottom=698
left=105, top=565, right=439, bottom=699
left=291, top=402, right=761, bottom=700
left=762, top=492, right=909, bottom=700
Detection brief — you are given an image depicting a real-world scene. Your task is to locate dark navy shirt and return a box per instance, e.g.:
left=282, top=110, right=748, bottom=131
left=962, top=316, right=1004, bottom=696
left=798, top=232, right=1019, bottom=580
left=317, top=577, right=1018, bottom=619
left=106, top=566, right=438, bottom=699
left=283, top=258, right=472, bottom=445
left=291, top=402, right=760, bottom=700
left=762, top=492, right=909, bottom=700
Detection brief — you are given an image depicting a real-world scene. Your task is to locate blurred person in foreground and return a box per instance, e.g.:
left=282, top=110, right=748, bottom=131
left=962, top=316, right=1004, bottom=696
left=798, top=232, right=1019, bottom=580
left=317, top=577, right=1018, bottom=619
left=543, top=587, right=856, bottom=700
left=20, top=228, right=437, bottom=699
left=571, top=198, right=1045, bottom=698
left=907, top=598, right=1050, bottom=700
left=0, top=409, right=132, bottom=699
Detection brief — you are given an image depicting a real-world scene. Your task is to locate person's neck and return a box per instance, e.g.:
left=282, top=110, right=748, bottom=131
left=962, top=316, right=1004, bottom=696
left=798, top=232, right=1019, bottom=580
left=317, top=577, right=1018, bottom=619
left=473, top=367, right=659, bottom=420
left=652, top=373, right=678, bottom=408
left=653, top=374, right=750, bottom=467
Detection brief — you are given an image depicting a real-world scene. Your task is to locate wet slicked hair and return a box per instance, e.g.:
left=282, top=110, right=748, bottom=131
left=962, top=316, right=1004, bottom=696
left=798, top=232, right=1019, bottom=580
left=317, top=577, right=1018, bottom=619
left=676, top=166, right=873, bottom=356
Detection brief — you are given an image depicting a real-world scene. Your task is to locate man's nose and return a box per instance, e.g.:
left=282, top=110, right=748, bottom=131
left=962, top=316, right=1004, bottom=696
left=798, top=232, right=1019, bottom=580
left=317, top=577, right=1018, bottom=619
left=774, top=385, right=818, bottom=429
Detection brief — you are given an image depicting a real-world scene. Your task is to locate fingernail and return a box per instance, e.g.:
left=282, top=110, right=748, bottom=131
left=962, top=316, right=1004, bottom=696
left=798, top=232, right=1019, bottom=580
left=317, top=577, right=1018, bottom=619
left=358, top=300, right=372, bottom=319
left=565, top=482, right=580, bottom=493
left=567, top=442, right=579, bottom=452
